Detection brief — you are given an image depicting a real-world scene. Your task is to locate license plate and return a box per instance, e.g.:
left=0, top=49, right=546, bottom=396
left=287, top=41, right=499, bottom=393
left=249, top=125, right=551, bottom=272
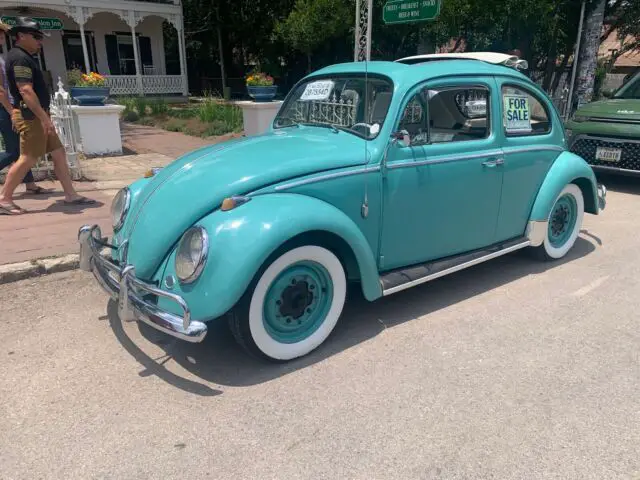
left=595, top=147, right=622, bottom=162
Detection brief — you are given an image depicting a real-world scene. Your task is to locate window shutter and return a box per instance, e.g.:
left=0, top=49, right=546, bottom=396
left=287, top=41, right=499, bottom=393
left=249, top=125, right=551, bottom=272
left=105, top=34, right=120, bottom=75
left=139, top=36, right=153, bottom=68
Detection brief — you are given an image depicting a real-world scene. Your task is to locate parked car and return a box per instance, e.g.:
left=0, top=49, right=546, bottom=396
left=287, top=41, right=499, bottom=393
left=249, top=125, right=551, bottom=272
left=566, top=69, right=640, bottom=176
left=78, top=52, right=606, bottom=362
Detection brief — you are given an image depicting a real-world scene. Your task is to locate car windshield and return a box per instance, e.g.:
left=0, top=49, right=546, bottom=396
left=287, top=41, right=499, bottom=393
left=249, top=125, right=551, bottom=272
left=613, top=71, right=640, bottom=99
left=273, top=74, right=394, bottom=139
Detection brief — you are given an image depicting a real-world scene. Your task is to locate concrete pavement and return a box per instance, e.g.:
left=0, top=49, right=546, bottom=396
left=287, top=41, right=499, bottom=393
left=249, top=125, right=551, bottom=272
left=0, top=175, right=638, bottom=479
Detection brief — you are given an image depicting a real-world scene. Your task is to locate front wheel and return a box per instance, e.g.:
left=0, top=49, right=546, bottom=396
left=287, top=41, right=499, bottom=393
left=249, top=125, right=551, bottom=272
left=532, top=183, right=584, bottom=261
left=228, top=245, right=347, bottom=362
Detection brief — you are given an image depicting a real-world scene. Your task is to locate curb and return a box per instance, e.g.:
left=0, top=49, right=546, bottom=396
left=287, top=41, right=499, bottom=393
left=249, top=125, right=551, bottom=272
left=0, top=254, right=80, bottom=285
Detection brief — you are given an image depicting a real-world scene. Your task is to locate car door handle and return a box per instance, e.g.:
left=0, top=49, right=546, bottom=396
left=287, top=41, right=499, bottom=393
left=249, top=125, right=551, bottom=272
left=482, top=158, right=504, bottom=167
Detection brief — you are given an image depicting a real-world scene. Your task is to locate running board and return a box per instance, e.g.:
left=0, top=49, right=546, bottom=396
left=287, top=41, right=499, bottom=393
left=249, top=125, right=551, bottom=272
left=381, top=236, right=531, bottom=296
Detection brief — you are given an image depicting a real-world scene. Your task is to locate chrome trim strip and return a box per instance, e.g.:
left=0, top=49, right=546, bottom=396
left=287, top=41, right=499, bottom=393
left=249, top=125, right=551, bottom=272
left=597, top=183, right=607, bottom=211
left=387, top=149, right=504, bottom=169
left=588, top=117, right=640, bottom=125
left=590, top=164, right=640, bottom=176
left=503, top=145, right=564, bottom=155
left=274, top=165, right=381, bottom=191
left=78, top=225, right=207, bottom=343
left=526, top=220, right=547, bottom=247
left=382, top=240, right=531, bottom=296
left=573, top=134, right=640, bottom=145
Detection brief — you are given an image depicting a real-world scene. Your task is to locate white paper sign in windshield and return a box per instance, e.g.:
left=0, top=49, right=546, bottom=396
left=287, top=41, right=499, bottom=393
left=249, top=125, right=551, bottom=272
left=504, top=95, right=531, bottom=132
left=300, top=80, right=335, bottom=101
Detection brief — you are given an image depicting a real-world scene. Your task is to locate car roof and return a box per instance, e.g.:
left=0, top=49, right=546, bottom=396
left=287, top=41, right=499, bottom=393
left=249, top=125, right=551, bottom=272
left=309, top=57, right=532, bottom=90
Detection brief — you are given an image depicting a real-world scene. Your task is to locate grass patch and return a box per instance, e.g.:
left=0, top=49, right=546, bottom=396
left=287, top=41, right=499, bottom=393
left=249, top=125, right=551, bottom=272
left=120, top=94, right=243, bottom=139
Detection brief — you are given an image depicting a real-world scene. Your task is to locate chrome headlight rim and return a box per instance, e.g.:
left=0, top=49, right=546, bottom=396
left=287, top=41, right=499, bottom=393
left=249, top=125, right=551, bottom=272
left=175, top=226, right=209, bottom=285
left=111, top=187, right=131, bottom=232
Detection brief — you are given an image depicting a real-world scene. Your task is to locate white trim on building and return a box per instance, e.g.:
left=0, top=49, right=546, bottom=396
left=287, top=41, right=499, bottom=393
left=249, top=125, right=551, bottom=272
left=0, top=0, right=188, bottom=97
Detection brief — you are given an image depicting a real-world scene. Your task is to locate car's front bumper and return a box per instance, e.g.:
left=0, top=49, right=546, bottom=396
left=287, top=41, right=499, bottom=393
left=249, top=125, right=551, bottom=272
left=78, top=225, right=208, bottom=343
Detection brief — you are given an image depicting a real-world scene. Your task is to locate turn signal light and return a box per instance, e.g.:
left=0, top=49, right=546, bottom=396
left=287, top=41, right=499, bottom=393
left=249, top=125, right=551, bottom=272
left=144, top=167, right=162, bottom=178
left=220, top=195, right=251, bottom=211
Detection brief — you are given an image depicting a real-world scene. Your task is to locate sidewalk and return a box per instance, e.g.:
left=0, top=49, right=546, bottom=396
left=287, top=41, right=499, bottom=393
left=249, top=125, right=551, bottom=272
left=1, top=123, right=238, bottom=265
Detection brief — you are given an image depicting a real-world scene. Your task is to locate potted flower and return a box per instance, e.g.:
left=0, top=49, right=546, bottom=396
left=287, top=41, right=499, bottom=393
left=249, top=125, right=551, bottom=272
left=67, top=69, right=110, bottom=106
left=246, top=70, right=277, bottom=102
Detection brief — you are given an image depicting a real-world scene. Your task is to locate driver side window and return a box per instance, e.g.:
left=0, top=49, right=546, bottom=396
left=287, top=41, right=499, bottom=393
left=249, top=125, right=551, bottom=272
left=398, top=92, right=428, bottom=146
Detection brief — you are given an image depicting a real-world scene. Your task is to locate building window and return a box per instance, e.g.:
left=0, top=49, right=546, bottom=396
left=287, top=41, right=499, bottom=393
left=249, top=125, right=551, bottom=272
left=105, top=33, right=153, bottom=75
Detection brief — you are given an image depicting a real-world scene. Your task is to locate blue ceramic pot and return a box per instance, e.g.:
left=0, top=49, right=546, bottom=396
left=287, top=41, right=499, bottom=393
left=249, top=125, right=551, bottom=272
left=247, top=85, right=277, bottom=102
left=70, top=86, right=110, bottom=106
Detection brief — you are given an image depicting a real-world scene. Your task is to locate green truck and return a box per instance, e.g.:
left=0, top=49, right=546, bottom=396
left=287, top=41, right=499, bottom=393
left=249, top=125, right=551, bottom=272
left=566, top=70, right=640, bottom=176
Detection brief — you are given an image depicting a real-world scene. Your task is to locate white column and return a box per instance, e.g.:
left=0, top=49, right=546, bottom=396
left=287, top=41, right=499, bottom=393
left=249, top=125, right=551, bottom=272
left=79, top=24, right=91, bottom=73
left=177, top=16, right=188, bottom=96
left=75, top=8, right=91, bottom=73
left=129, top=11, right=143, bottom=96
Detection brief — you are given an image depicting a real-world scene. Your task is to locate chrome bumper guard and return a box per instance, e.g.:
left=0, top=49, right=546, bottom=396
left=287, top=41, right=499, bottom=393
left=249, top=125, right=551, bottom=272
left=597, top=183, right=607, bottom=211
left=78, top=225, right=207, bottom=343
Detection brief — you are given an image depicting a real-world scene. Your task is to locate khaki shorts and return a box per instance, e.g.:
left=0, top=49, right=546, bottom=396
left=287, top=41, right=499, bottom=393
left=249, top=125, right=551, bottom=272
left=11, top=108, right=63, bottom=159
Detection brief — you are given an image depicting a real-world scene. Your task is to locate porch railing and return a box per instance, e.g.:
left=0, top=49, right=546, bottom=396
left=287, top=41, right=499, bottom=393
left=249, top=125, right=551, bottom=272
left=104, top=75, right=183, bottom=96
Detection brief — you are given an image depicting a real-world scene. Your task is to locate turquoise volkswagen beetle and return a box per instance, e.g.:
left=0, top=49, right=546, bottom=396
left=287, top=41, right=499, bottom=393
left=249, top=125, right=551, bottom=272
left=78, top=52, right=606, bottom=362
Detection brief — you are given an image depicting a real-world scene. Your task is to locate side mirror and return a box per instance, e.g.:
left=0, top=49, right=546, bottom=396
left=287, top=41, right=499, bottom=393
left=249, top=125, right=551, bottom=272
left=391, top=129, right=411, bottom=148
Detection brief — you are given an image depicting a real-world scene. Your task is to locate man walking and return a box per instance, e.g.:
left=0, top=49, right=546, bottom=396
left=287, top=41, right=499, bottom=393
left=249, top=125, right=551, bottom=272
left=0, top=20, right=47, bottom=195
left=0, top=17, right=93, bottom=215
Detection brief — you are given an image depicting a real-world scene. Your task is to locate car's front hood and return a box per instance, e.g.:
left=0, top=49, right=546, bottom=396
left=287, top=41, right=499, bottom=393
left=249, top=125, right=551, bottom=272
left=123, top=127, right=368, bottom=279
left=574, top=99, right=640, bottom=122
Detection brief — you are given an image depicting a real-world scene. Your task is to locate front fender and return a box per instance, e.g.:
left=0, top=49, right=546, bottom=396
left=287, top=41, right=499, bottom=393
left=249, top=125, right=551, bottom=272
left=156, top=193, right=382, bottom=322
left=530, top=151, right=599, bottom=222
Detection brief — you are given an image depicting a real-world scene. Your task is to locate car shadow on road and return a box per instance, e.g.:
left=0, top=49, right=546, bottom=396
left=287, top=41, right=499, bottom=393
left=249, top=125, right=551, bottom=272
left=107, top=235, right=598, bottom=395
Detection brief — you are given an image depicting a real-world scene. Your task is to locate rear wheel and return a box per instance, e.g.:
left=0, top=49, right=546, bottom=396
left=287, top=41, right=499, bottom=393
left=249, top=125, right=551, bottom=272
left=532, top=183, right=584, bottom=261
left=228, top=245, right=347, bottom=361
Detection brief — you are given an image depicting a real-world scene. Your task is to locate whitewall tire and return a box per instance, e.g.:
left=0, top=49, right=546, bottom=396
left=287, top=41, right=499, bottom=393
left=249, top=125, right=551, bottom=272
left=533, top=183, right=584, bottom=261
left=228, top=245, right=347, bottom=361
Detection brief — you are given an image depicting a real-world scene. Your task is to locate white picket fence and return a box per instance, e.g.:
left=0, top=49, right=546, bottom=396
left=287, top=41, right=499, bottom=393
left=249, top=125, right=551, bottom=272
left=33, top=79, right=82, bottom=179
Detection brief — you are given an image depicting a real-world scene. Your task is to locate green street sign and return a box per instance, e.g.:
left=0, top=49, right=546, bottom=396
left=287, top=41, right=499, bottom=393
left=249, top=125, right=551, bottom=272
left=1, top=16, right=63, bottom=30
left=383, top=0, right=441, bottom=24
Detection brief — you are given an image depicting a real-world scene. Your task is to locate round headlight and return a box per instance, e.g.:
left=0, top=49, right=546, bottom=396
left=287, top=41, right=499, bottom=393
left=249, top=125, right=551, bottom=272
left=111, top=187, right=130, bottom=231
left=175, top=227, right=209, bottom=284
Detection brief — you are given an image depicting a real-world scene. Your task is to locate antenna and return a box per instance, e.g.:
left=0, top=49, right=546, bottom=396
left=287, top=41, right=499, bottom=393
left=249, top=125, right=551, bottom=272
left=354, top=0, right=373, bottom=219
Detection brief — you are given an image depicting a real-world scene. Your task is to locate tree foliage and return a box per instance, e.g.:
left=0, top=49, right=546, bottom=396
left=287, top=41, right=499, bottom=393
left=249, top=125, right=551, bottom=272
left=177, top=0, right=640, bottom=97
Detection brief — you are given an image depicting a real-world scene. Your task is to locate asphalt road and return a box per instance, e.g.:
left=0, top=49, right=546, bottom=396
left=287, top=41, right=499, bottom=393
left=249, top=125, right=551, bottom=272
left=1, top=174, right=639, bottom=480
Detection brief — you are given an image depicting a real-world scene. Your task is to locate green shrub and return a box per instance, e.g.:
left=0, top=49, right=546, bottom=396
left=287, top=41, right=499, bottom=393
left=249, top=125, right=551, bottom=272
left=164, top=118, right=185, bottom=132
left=134, top=97, right=149, bottom=116
left=149, top=97, right=169, bottom=116
left=167, top=107, right=197, bottom=119
left=197, top=97, right=243, bottom=132
left=122, top=110, right=140, bottom=122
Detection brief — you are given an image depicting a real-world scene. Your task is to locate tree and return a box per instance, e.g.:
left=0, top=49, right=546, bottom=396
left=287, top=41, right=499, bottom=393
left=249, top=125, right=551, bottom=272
left=275, top=0, right=352, bottom=72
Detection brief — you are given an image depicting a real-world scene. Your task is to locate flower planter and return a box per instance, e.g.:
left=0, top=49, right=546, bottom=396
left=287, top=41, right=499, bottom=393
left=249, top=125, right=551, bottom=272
left=70, top=86, right=110, bottom=106
left=247, top=85, right=277, bottom=102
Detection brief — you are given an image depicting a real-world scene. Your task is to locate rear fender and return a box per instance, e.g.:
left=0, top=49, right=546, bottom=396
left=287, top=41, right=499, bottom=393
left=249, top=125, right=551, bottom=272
left=530, top=151, right=599, bottom=221
left=157, top=193, right=382, bottom=322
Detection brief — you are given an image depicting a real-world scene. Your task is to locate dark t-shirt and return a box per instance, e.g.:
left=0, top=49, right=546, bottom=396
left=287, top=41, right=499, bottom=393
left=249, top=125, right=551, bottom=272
left=6, top=46, right=49, bottom=111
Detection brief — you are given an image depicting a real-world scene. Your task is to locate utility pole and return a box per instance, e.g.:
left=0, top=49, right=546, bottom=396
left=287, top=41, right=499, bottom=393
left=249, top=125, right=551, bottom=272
left=354, top=0, right=373, bottom=61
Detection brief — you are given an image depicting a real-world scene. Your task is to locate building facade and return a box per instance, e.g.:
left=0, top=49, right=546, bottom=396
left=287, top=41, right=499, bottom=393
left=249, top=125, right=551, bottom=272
left=0, top=0, right=188, bottom=97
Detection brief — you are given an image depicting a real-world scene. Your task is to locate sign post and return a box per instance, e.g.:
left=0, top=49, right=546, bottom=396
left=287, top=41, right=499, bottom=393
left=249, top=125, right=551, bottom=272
left=383, top=0, right=441, bottom=24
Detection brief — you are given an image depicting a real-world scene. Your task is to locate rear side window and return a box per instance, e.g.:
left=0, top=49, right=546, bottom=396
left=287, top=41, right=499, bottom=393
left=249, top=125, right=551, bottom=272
left=502, top=85, right=551, bottom=136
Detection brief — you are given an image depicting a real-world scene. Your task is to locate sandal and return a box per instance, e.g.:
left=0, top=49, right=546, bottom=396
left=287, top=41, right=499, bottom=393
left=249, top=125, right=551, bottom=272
left=25, top=185, right=54, bottom=195
left=0, top=202, right=26, bottom=215
left=63, top=196, right=97, bottom=205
